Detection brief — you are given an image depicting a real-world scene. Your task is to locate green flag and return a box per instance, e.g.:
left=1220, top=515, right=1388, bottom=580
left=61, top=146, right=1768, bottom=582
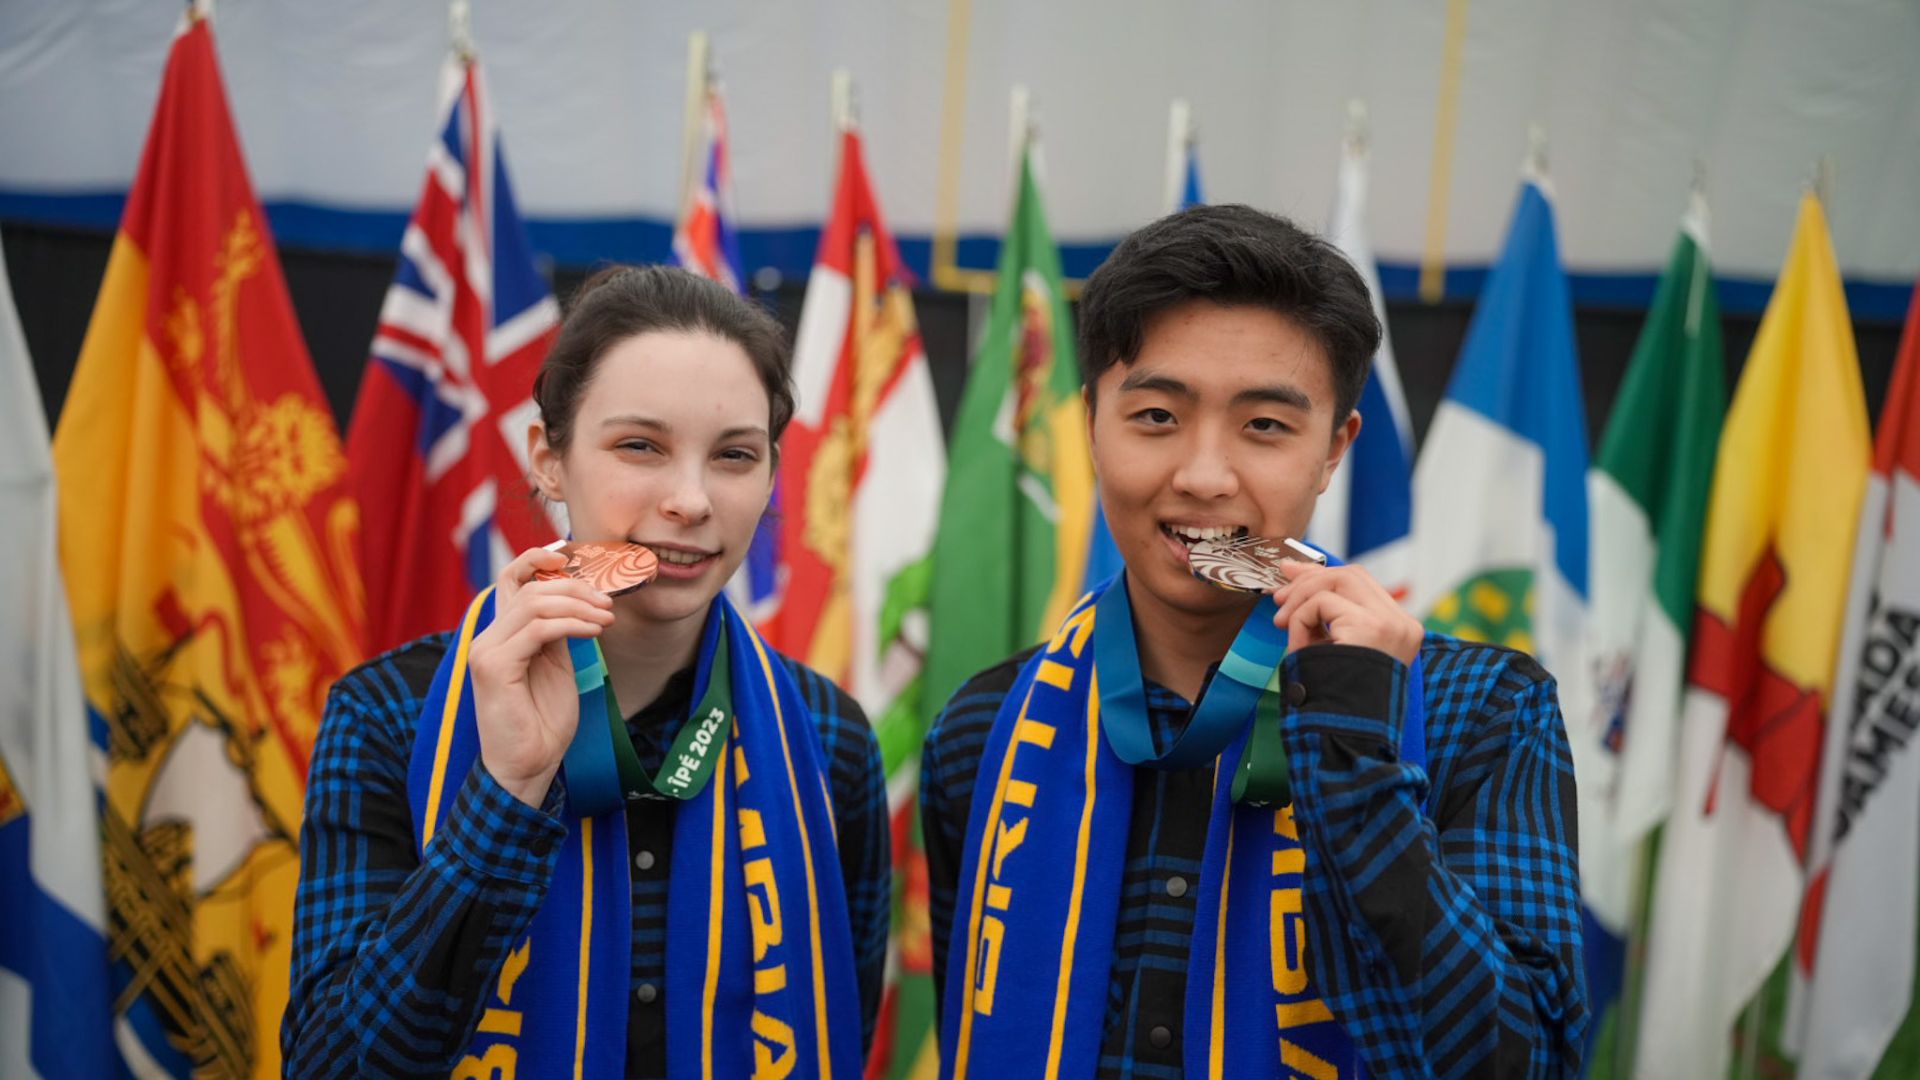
left=924, top=145, right=1094, bottom=724
left=1575, top=191, right=1727, bottom=1059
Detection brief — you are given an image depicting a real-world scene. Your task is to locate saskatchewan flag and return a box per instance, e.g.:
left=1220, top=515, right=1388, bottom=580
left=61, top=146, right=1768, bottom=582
left=51, top=16, right=365, bottom=1076
left=1578, top=191, right=1726, bottom=1039
left=924, top=143, right=1094, bottom=722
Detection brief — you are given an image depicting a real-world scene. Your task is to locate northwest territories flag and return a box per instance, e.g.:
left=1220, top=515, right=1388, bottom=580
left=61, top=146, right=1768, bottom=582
left=1409, top=171, right=1596, bottom=1014
left=0, top=239, right=121, bottom=1078
left=1306, top=132, right=1414, bottom=594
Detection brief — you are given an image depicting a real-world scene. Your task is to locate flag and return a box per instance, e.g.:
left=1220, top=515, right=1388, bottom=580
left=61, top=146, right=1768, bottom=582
left=1576, top=193, right=1726, bottom=1041
left=0, top=242, right=122, bottom=1077
left=1787, top=280, right=1920, bottom=1078
left=773, top=127, right=946, bottom=1079
left=51, top=16, right=365, bottom=1077
left=1635, top=193, right=1872, bottom=1080
left=672, top=81, right=783, bottom=628
left=1410, top=169, right=1591, bottom=725
left=346, top=52, right=561, bottom=656
left=1081, top=127, right=1203, bottom=592
left=926, top=141, right=1095, bottom=723
left=1306, top=133, right=1415, bottom=595
left=1409, top=169, right=1594, bottom=1038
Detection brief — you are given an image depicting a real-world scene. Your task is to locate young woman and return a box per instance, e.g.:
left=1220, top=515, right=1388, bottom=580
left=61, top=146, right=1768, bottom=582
left=285, top=266, right=888, bottom=1079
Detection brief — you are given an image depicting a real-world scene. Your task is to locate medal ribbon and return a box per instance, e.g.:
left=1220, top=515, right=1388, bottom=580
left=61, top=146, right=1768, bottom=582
left=562, top=608, right=734, bottom=817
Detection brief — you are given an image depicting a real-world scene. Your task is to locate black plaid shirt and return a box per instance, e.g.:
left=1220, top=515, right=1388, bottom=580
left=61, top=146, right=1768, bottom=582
left=283, top=632, right=889, bottom=1079
left=921, top=637, right=1588, bottom=1079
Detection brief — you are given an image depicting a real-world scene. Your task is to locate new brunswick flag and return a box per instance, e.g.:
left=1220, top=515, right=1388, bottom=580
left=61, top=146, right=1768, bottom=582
left=1635, top=193, right=1871, bottom=1080
left=51, top=16, right=365, bottom=1077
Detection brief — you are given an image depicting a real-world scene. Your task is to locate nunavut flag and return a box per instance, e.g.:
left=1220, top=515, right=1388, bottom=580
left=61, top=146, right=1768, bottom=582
left=1635, top=193, right=1871, bottom=1080
left=51, top=15, right=365, bottom=1077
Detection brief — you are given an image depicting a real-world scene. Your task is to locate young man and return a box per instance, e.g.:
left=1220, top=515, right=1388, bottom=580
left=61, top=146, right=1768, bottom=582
left=921, top=205, right=1587, bottom=1079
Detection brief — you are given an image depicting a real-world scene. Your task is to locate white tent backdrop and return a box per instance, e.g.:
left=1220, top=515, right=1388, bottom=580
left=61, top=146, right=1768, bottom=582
left=1, top=0, right=1916, bottom=285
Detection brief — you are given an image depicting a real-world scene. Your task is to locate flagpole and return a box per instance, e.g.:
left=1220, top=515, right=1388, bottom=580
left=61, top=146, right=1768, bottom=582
left=677, top=31, right=712, bottom=220
left=832, top=68, right=856, bottom=135
left=1163, top=98, right=1191, bottom=216
left=1418, top=0, right=1471, bottom=303
left=448, top=0, right=473, bottom=62
left=1009, top=84, right=1032, bottom=183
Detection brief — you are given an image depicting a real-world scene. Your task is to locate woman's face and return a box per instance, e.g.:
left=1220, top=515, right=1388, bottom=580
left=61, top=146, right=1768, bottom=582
left=530, top=329, right=774, bottom=627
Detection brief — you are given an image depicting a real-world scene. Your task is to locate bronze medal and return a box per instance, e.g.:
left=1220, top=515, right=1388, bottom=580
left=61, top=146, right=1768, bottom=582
left=1187, top=534, right=1326, bottom=593
left=535, top=540, right=660, bottom=596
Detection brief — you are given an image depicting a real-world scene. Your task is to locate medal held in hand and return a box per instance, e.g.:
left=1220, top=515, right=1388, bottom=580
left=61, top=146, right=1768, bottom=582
left=1187, top=533, right=1327, bottom=593
left=1184, top=534, right=1325, bottom=806
left=536, top=540, right=660, bottom=596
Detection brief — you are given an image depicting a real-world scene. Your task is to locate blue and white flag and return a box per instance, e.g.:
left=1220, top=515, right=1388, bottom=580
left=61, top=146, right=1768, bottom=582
left=1082, top=107, right=1205, bottom=592
left=1409, top=169, right=1595, bottom=1020
left=0, top=246, right=123, bottom=1077
left=1307, top=134, right=1414, bottom=595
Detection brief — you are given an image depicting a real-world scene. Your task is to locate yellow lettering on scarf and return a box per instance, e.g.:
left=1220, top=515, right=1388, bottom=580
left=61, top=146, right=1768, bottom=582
left=453, top=938, right=532, bottom=1078
left=973, top=715, right=1059, bottom=1017
left=745, top=855, right=786, bottom=960
left=751, top=1012, right=798, bottom=1079
left=1269, top=807, right=1335, bottom=1048
left=1047, top=602, right=1097, bottom=657
left=1281, top=1038, right=1339, bottom=1080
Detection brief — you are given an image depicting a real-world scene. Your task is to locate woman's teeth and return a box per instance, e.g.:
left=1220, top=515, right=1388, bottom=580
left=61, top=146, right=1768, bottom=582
left=655, top=548, right=707, bottom=566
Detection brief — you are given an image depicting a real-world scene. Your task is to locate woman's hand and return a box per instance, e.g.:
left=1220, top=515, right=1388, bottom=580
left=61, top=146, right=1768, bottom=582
left=1272, top=561, right=1424, bottom=666
left=467, top=546, right=617, bottom=806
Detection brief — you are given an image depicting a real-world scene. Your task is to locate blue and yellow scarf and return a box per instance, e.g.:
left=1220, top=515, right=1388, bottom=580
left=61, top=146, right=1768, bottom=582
left=408, top=589, right=864, bottom=1079
left=940, top=575, right=1427, bottom=1079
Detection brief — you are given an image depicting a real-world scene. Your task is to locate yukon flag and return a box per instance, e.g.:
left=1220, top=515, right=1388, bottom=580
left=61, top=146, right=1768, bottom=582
left=773, top=124, right=946, bottom=1079
left=1577, top=193, right=1726, bottom=1035
left=0, top=246, right=121, bottom=1077
left=1788, top=281, right=1920, bottom=1078
left=926, top=138, right=1095, bottom=719
left=52, top=15, right=366, bottom=1076
left=1308, top=123, right=1414, bottom=593
left=1410, top=167, right=1592, bottom=753
left=1635, top=193, right=1872, bottom=1080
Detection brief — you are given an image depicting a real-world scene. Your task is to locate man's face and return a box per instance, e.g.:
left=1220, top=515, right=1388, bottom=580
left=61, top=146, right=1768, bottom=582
left=1087, top=300, right=1359, bottom=621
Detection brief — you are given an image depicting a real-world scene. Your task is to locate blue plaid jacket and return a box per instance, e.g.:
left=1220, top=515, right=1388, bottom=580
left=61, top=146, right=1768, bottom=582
left=283, top=632, right=890, bottom=1079
left=921, top=637, right=1589, bottom=1079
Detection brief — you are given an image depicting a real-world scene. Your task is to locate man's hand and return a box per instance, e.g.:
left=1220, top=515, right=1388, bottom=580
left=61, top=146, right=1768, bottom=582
left=1272, top=561, right=1423, bottom=666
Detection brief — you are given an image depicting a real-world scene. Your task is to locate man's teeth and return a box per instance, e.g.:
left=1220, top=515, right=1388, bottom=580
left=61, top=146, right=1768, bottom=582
left=656, top=548, right=708, bottom=566
left=1165, top=525, right=1245, bottom=543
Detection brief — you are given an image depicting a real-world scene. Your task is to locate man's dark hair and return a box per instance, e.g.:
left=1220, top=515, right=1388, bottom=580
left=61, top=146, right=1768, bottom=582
left=1077, top=204, right=1382, bottom=424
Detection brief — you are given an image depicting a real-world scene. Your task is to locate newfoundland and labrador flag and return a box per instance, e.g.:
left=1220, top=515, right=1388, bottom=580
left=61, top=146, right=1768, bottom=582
left=1785, top=280, right=1920, bottom=1079
left=1307, top=132, right=1414, bottom=594
left=0, top=242, right=121, bottom=1078
left=347, top=51, right=561, bottom=656
left=51, top=15, right=366, bottom=1077
left=1635, top=193, right=1871, bottom=1080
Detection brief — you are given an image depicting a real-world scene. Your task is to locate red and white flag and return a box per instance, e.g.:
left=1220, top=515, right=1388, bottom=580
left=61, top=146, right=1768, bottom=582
left=1788, top=282, right=1920, bottom=1078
